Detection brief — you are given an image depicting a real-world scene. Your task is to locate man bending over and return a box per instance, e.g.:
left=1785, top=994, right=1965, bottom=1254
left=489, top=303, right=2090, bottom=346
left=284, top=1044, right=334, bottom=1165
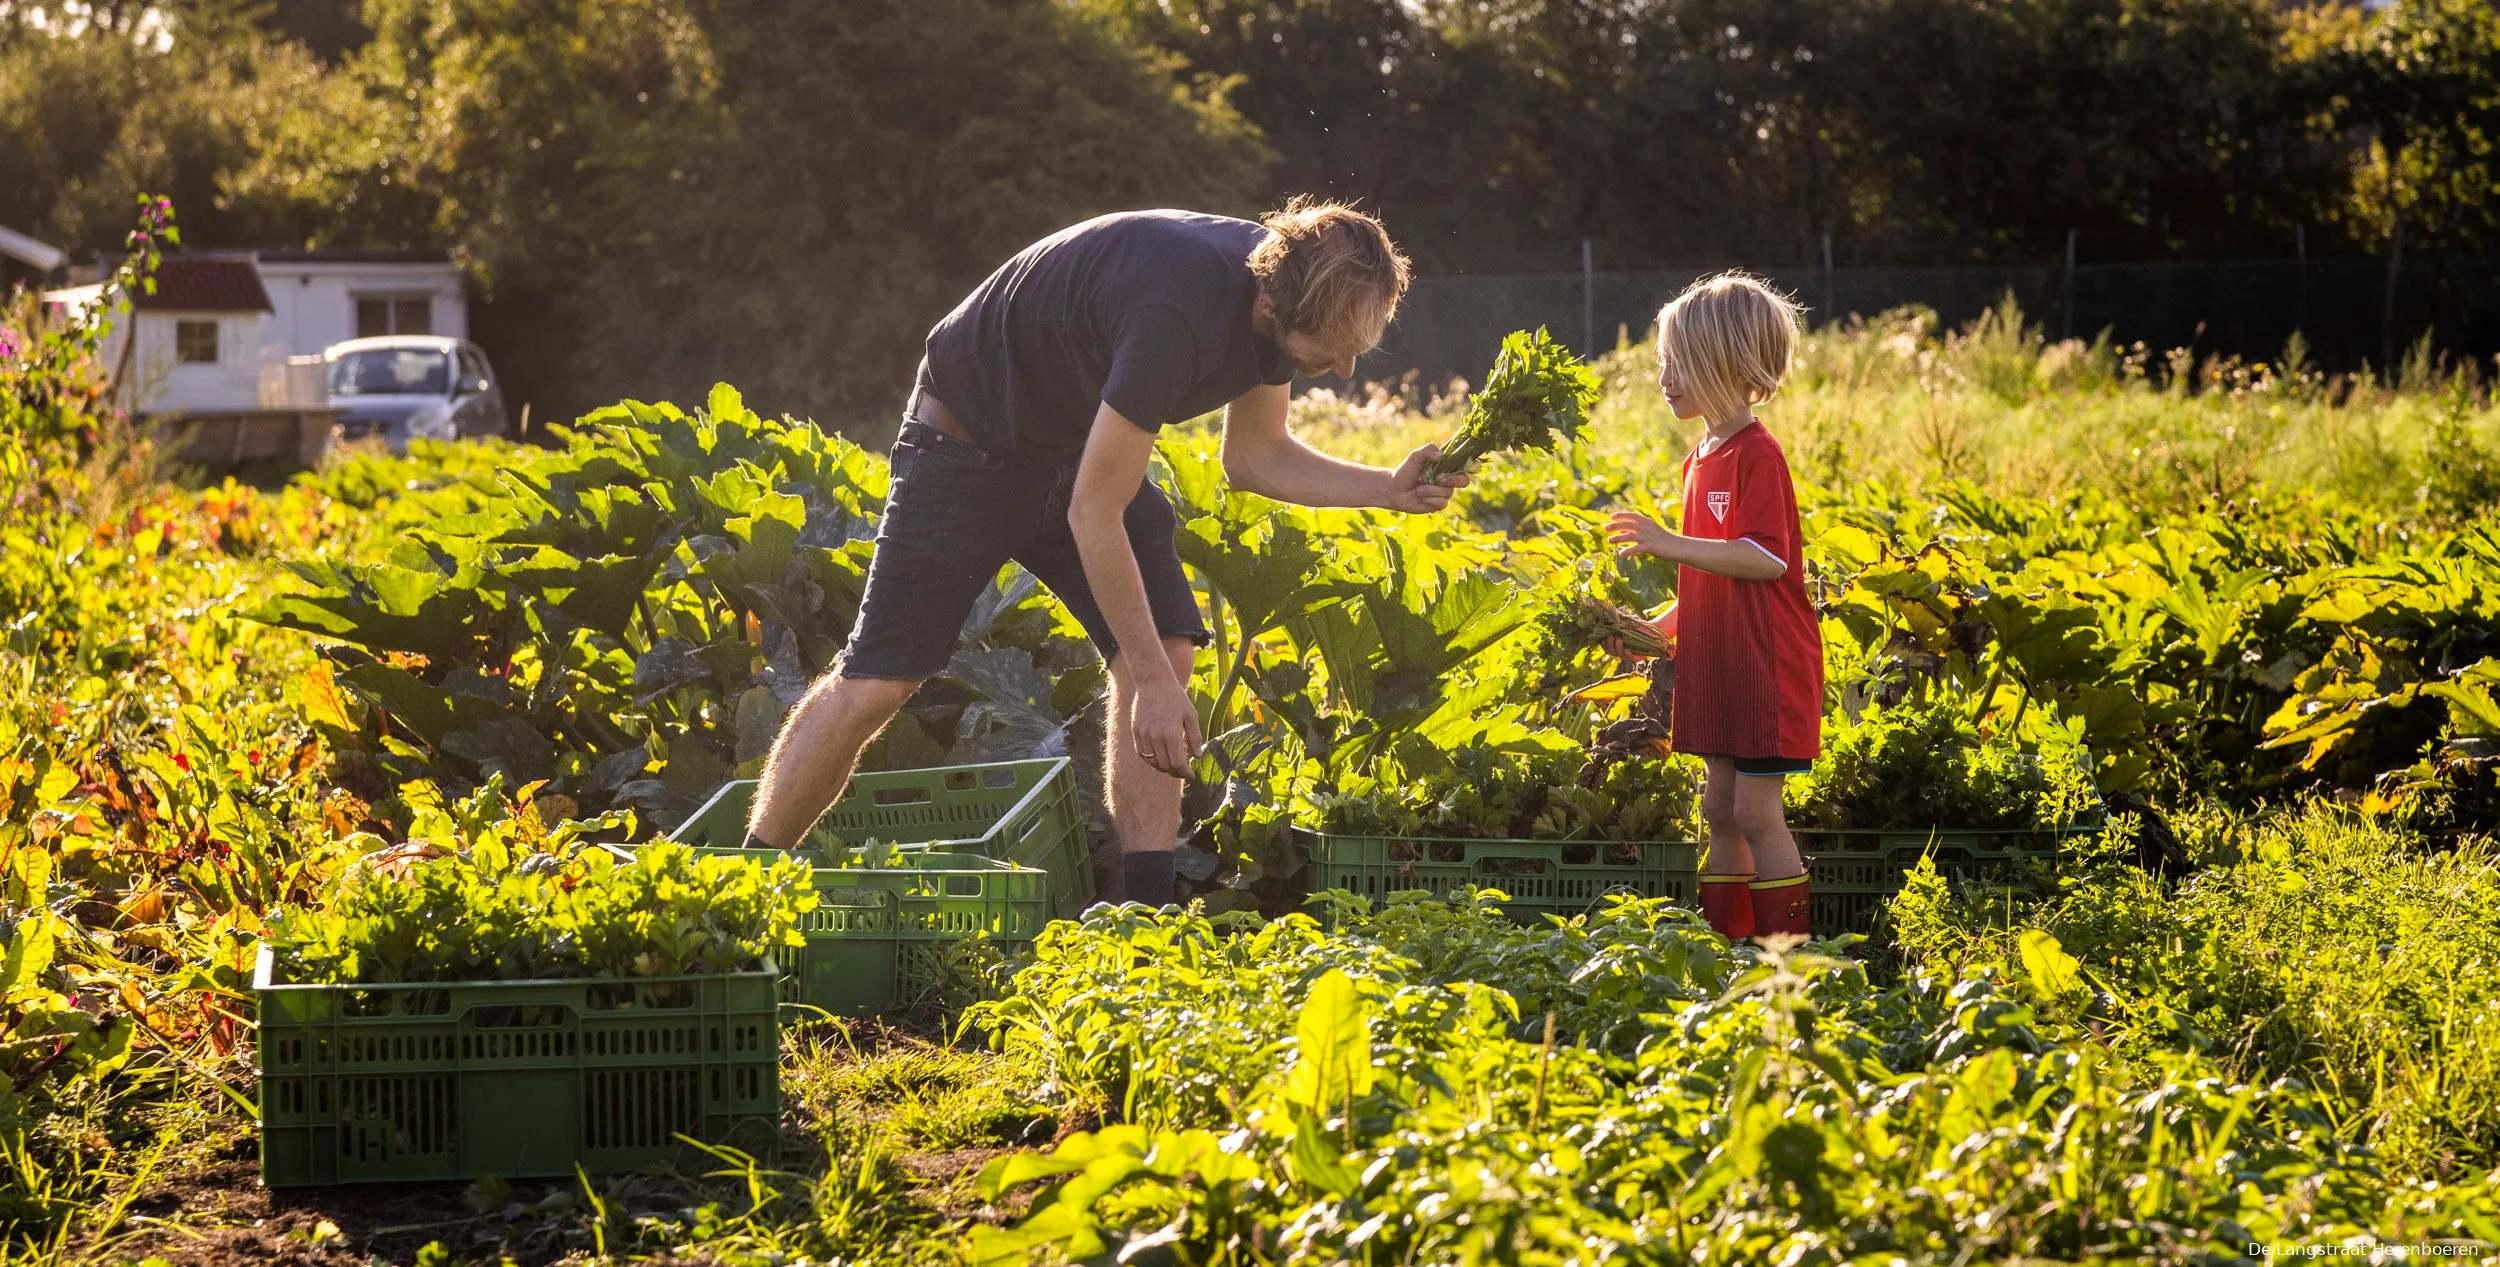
left=745, top=199, right=1462, bottom=904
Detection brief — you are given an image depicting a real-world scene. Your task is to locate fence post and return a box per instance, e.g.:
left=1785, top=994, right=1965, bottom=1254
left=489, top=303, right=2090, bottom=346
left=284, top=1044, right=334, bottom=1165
left=2295, top=221, right=2308, bottom=341
left=1821, top=230, right=1835, bottom=327
left=1580, top=236, right=1595, bottom=357
left=2062, top=229, right=2077, bottom=341
left=2383, top=219, right=2403, bottom=375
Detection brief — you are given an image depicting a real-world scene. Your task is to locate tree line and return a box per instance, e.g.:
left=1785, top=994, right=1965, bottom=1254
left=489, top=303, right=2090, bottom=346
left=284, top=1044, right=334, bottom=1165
left=4, top=0, right=2496, bottom=427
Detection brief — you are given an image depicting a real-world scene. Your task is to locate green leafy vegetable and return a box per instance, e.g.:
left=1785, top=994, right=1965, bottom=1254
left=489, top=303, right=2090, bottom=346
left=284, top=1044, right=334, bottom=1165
left=266, top=838, right=816, bottom=984
left=1421, top=327, right=1603, bottom=480
left=1537, top=589, right=1672, bottom=660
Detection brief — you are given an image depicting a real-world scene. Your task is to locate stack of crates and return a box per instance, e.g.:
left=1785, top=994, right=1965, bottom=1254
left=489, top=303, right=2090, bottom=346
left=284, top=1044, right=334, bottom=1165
left=669, top=758, right=1088, bottom=1018
left=672, top=757, right=1093, bottom=919
left=765, top=854, right=1052, bottom=1017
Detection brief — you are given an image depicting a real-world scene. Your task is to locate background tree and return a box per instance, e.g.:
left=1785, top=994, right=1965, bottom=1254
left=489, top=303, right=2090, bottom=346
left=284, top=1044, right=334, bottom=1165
left=6, top=0, right=2500, bottom=428
left=336, top=0, right=1272, bottom=424
left=0, top=1, right=351, bottom=252
left=2293, top=0, right=2500, bottom=253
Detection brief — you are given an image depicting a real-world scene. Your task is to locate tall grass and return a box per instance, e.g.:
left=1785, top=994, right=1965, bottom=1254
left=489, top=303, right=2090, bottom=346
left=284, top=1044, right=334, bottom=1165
left=1300, top=298, right=2500, bottom=517
left=1892, top=802, right=2500, bottom=1179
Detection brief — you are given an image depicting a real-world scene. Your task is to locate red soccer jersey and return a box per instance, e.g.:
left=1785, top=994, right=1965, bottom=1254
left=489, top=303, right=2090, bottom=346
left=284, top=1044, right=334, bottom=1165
left=1667, top=420, right=1824, bottom=760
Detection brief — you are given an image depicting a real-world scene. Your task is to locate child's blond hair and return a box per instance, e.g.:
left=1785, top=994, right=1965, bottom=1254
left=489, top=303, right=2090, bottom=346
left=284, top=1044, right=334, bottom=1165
left=1656, top=272, right=1804, bottom=424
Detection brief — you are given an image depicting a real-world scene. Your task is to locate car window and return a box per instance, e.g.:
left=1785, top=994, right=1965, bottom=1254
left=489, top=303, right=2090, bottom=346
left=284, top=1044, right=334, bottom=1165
left=328, top=348, right=451, bottom=396
left=459, top=349, right=490, bottom=388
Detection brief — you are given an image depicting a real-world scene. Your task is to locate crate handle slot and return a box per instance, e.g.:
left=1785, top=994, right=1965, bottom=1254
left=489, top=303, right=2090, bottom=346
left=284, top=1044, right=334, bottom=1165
left=816, top=885, right=906, bottom=912
left=462, top=1002, right=577, bottom=1029
left=983, top=768, right=1017, bottom=789
left=1472, top=856, right=1552, bottom=877
left=873, top=786, right=934, bottom=806
left=942, top=875, right=984, bottom=898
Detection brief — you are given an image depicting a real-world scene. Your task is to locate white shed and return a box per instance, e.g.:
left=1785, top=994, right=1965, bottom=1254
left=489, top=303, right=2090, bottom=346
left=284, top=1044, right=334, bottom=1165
left=45, top=255, right=337, bottom=467
left=254, top=249, right=467, bottom=359
left=108, top=254, right=276, bottom=415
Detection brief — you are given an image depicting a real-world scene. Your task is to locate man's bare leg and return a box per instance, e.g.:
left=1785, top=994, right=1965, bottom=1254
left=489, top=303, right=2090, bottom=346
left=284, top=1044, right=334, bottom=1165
left=1103, top=636, right=1199, bottom=905
left=745, top=673, right=924, bottom=849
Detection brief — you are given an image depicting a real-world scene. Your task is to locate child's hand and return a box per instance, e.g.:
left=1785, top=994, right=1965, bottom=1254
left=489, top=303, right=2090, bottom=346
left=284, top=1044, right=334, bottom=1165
left=1602, top=612, right=1676, bottom=661
left=1606, top=511, right=1674, bottom=560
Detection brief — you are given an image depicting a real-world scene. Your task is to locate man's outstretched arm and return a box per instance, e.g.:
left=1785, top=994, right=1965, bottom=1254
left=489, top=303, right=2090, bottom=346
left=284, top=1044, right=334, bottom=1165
left=1217, top=382, right=1465, bottom=512
left=1069, top=402, right=1202, bottom=776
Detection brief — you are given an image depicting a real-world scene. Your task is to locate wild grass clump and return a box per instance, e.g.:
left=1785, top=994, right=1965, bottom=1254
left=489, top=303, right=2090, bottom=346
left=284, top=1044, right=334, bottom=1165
left=1893, top=800, right=2500, bottom=1178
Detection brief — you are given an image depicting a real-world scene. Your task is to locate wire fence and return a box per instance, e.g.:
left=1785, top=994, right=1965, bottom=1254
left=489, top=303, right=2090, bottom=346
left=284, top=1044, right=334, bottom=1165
left=1367, top=257, right=2500, bottom=389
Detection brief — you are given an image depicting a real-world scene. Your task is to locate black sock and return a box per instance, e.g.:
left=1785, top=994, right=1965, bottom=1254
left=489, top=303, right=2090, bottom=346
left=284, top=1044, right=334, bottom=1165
left=1121, top=850, right=1176, bottom=908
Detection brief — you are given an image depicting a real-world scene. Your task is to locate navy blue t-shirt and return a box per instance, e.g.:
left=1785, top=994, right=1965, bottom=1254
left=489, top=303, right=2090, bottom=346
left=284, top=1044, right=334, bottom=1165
left=915, top=210, right=1293, bottom=465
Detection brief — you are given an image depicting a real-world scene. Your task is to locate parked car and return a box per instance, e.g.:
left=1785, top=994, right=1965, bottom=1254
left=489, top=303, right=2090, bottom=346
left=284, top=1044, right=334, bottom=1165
left=323, top=335, right=508, bottom=452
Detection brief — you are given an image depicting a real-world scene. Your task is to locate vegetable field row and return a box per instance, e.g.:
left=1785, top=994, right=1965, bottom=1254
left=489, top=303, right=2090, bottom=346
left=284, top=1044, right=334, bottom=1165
left=6, top=245, right=2500, bottom=1261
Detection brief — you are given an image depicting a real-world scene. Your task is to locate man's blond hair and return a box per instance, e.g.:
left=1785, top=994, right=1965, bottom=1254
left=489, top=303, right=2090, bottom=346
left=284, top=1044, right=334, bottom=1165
left=1249, top=197, right=1411, bottom=349
left=1657, top=272, right=1804, bottom=424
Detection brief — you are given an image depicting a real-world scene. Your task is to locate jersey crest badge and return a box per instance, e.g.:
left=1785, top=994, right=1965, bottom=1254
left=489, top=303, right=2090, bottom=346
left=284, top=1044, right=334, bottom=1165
left=1707, top=490, right=1731, bottom=523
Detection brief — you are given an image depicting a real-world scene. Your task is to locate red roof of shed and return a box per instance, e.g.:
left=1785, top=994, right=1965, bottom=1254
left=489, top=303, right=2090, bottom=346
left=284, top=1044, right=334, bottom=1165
left=132, top=256, right=272, bottom=313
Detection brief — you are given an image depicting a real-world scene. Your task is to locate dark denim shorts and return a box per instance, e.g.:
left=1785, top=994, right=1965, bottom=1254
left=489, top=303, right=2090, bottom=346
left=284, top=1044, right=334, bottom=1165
left=1699, top=753, right=1816, bottom=777
left=838, top=421, right=1211, bottom=680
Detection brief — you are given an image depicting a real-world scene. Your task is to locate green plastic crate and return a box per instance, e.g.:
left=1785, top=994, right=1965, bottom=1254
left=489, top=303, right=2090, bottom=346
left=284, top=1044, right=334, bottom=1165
left=254, top=945, right=779, bottom=1188
left=629, top=851, right=1049, bottom=1018
left=673, top=758, right=1093, bottom=919
left=1301, top=831, right=1702, bottom=922
left=683, top=849, right=1053, bottom=941
left=1797, top=825, right=2103, bottom=936
left=769, top=885, right=991, bottom=1019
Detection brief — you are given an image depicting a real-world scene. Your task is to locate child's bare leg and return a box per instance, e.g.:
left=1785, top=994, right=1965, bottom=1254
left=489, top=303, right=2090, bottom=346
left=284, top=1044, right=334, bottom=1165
left=1695, top=758, right=1758, bottom=937
left=1699, top=758, right=1754, bottom=874
left=1732, top=772, right=1803, bottom=879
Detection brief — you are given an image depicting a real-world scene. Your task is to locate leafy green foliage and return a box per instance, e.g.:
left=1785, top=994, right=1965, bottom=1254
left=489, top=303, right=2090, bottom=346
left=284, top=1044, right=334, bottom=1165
left=15, top=195, right=2500, bottom=1260
left=1789, top=693, right=2100, bottom=829
left=1306, top=742, right=1700, bottom=842
left=251, top=386, right=1091, bottom=827
left=266, top=838, right=815, bottom=984
left=1421, top=328, right=1602, bottom=480
left=964, top=895, right=2500, bottom=1263
left=1892, top=801, right=2500, bottom=1176
left=1532, top=587, right=1670, bottom=659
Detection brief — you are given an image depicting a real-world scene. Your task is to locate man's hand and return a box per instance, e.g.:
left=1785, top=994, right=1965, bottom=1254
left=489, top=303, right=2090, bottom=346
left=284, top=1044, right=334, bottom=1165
left=1607, top=511, right=1675, bottom=560
left=1381, top=444, right=1470, bottom=513
left=1130, top=676, right=1203, bottom=778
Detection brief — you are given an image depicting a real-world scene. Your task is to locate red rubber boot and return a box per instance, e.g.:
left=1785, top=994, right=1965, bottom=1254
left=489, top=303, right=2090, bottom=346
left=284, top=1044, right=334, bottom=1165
left=1698, top=874, right=1757, bottom=939
left=1748, top=873, right=1813, bottom=940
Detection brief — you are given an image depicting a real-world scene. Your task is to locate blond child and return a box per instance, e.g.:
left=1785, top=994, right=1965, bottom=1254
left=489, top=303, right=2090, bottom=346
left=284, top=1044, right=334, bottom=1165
left=1605, top=274, right=1822, bottom=939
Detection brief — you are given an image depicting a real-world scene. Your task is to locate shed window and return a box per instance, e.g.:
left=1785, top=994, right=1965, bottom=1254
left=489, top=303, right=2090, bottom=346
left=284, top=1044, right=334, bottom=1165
left=174, top=320, right=219, bottom=364
left=355, top=296, right=433, bottom=337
